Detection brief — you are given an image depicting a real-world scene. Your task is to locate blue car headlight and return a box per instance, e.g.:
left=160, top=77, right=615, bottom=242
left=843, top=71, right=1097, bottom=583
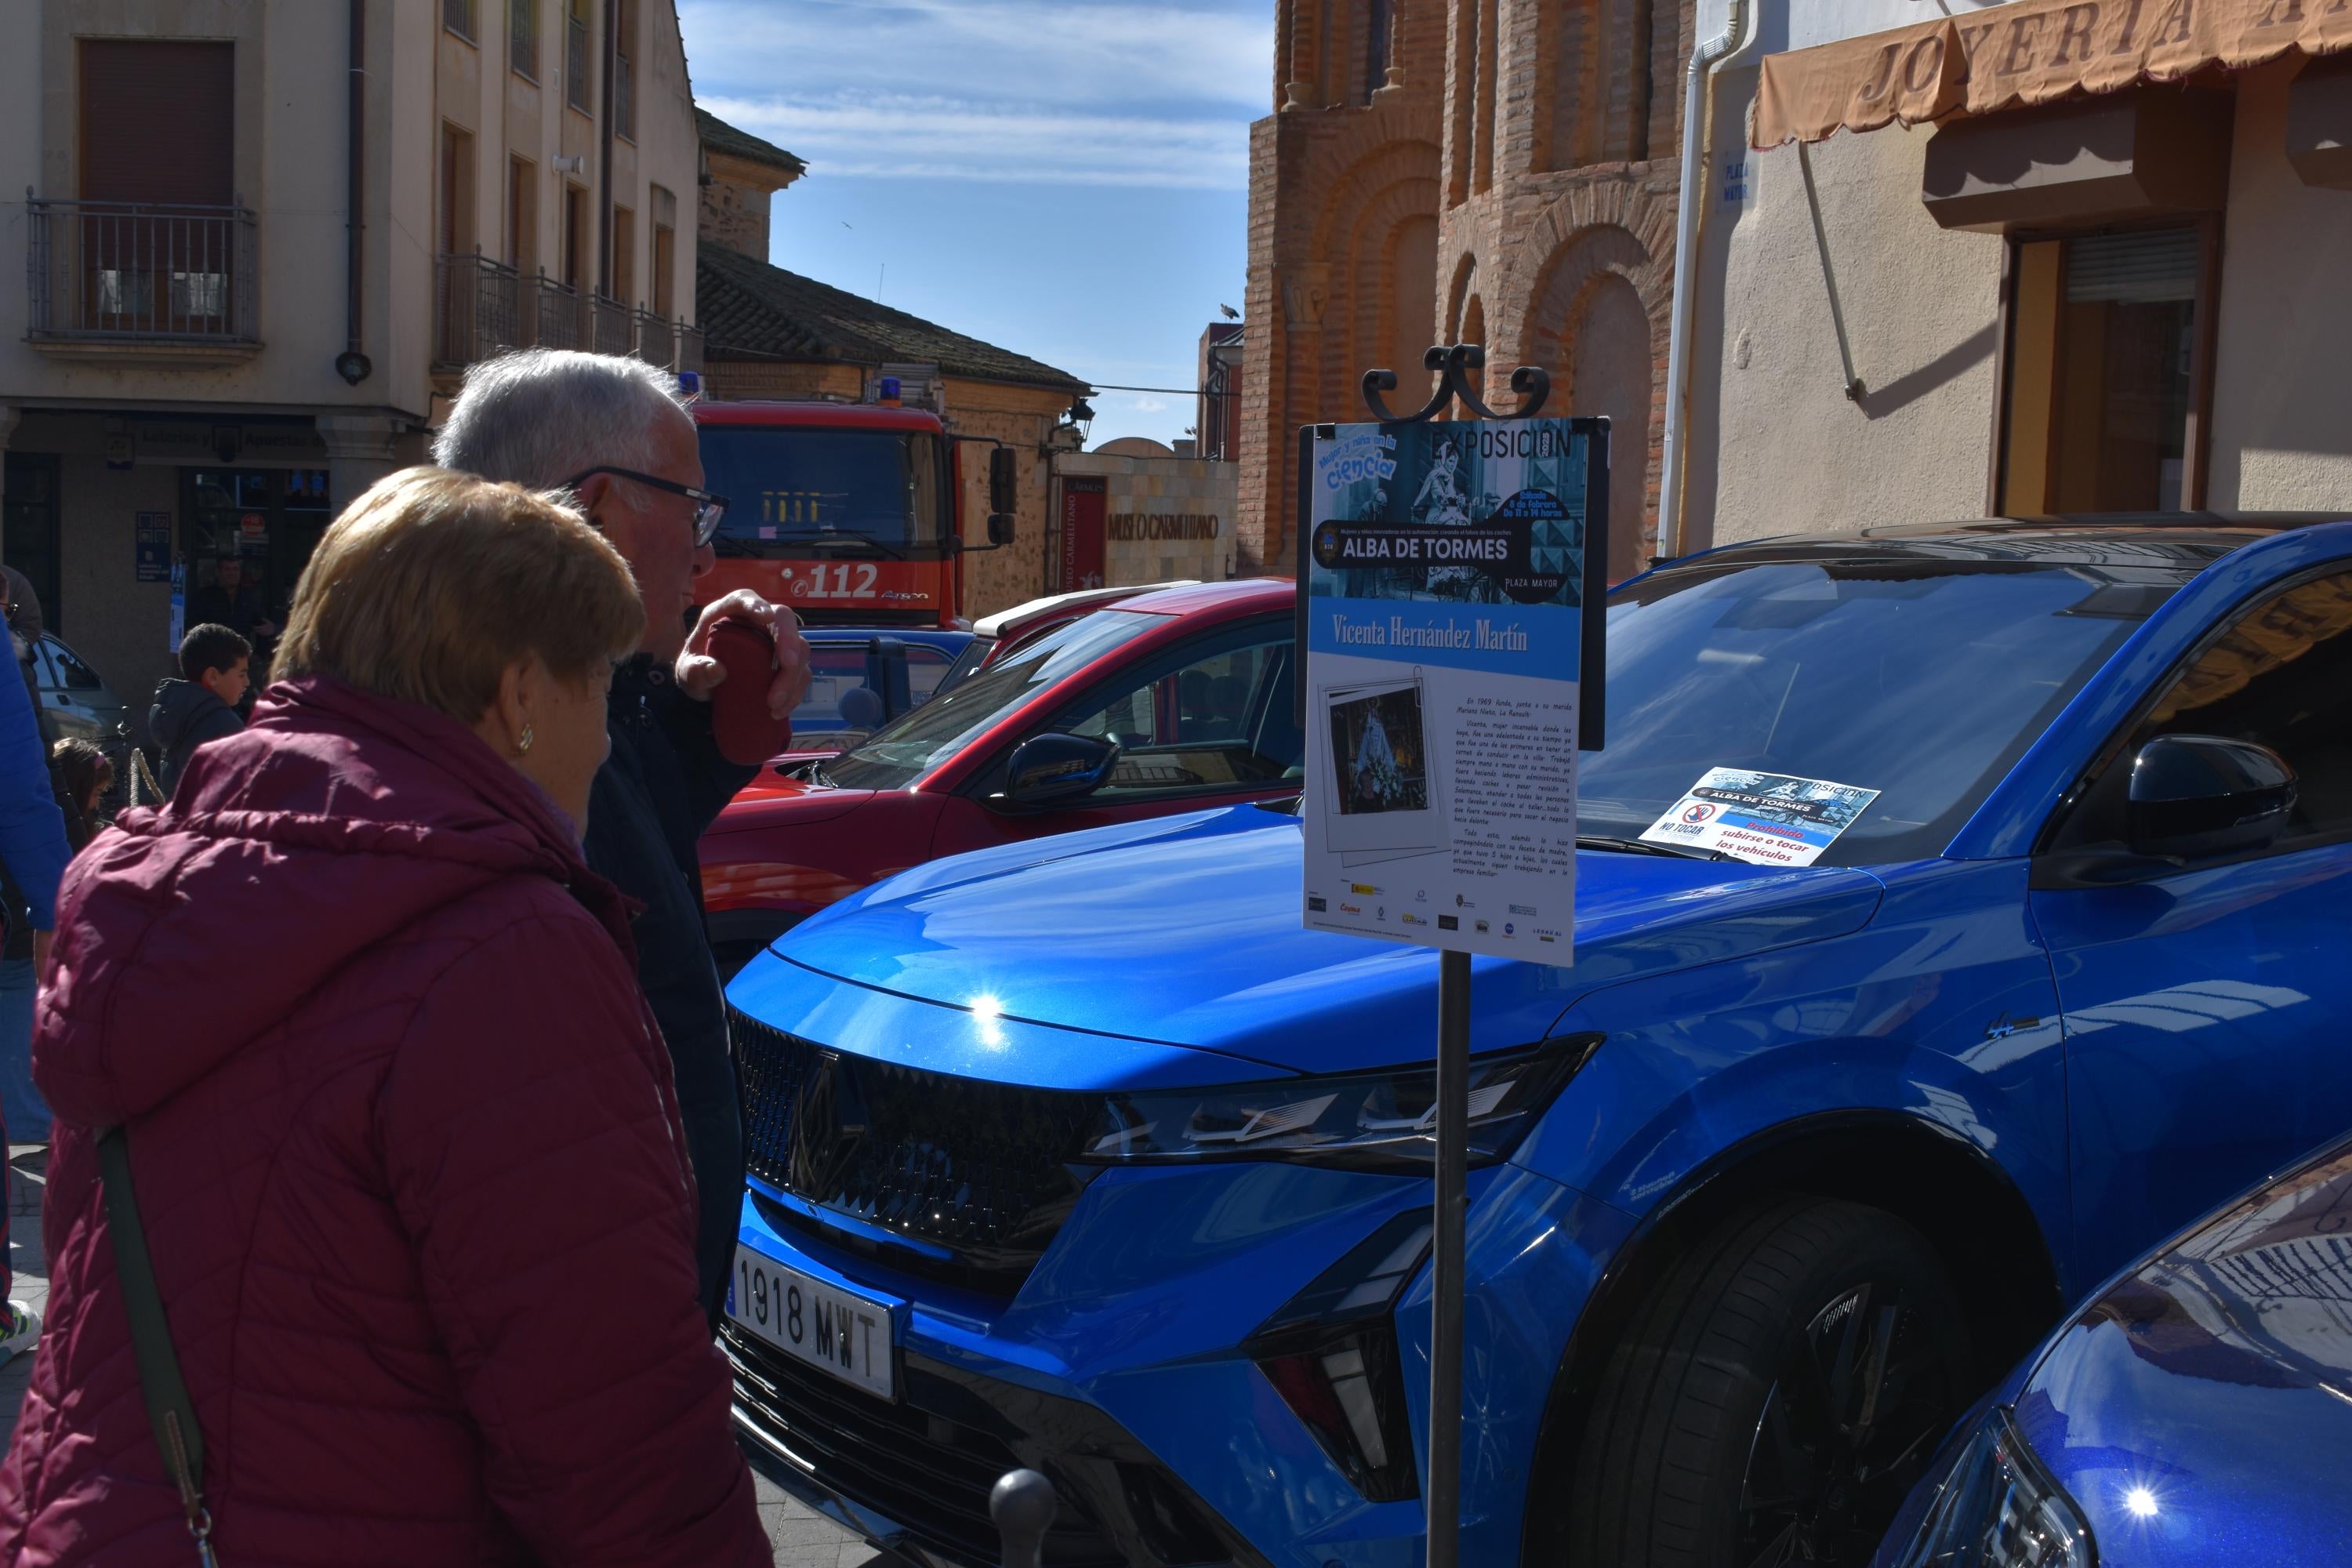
left=1886, top=1406, right=2096, bottom=1568
left=1075, top=1036, right=1599, bottom=1171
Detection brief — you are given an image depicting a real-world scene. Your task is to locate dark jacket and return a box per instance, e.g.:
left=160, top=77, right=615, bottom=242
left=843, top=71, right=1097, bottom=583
left=0, top=676, right=767, bottom=1566
left=150, top=678, right=243, bottom=797
left=585, top=656, right=757, bottom=1323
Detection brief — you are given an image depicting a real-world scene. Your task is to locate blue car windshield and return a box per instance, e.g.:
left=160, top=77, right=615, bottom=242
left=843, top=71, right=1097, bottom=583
left=1579, top=557, right=2191, bottom=865
left=822, top=609, right=1167, bottom=790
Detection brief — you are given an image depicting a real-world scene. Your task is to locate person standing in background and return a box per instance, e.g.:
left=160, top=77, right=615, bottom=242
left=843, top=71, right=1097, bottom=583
left=49, top=739, right=111, bottom=853
left=150, top=624, right=250, bottom=799
left=0, top=581, right=68, bottom=1367
left=433, top=349, right=812, bottom=1330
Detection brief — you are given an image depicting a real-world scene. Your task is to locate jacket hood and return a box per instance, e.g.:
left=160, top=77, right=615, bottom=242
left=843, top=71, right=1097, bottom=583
left=38, top=677, right=628, bottom=1128
left=149, top=678, right=227, bottom=750
left=766, top=806, right=1884, bottom=1073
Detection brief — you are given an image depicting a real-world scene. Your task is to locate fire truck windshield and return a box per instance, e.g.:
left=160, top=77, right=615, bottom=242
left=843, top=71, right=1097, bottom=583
left=698, top=426, right=948, bottom=555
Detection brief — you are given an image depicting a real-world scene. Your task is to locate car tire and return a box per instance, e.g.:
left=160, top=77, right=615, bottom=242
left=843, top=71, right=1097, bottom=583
left=1565, top=1195, right=1972, bottom=1568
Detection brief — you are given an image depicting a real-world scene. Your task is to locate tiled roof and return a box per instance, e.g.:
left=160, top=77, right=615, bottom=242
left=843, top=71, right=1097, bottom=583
left=697, top=242, right=1088, bottom=394
left=695, top=107, right=806, bottom=181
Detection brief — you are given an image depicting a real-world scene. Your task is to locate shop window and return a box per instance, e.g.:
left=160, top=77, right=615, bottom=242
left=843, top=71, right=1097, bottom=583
left=3, top=456, right=61, bottom=635
left=182, top=468, right=335, bottom=661
left=2000, top=225, right=2210, bottom=515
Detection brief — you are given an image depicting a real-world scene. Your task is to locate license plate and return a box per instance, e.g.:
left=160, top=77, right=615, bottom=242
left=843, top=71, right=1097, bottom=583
left=726, top=1245, right=898, bottom=1401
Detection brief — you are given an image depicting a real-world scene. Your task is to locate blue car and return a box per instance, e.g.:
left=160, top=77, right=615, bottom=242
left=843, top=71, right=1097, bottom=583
left=723, top=519, right=2352, bottom=1568
left=1877, top=1130, right=2352, bottom=1567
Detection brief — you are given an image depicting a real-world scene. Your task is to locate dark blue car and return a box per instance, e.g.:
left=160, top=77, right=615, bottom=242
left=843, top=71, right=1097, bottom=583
left=722, top=520, right=2352, bottom=1568
left=1878, top=1131, right=2352, bottom=1567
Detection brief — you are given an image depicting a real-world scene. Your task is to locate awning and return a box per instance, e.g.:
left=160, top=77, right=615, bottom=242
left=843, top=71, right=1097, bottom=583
left=1754, top=0, right=2352, bottom=149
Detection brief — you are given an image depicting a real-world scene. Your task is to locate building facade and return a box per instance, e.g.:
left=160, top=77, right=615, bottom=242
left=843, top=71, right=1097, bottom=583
left=0, top=0, right=702, bottom=737
left=1052, top=439, right=1241, bottom=592
left=1688, top=0, right=2352, bottom=553
left=1240, top=0, right=1694, bottom=584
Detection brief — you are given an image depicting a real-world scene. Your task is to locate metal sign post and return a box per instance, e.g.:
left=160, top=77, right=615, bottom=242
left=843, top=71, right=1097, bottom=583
left=1295, top=345, right=1606, bottom=1568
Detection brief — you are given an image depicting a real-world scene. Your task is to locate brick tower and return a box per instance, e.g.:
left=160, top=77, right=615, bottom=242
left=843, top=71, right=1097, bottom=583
left=1240, top=0, right=1693, bottom=583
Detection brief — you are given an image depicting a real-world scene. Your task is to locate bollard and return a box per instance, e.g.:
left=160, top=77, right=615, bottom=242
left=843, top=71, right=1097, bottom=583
left=989, top=1468, right=1057, bottom=1568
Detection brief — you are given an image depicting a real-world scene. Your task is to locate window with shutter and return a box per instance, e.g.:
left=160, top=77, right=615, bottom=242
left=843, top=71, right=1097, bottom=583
left=2002, top=224, right=2212, bottom=516
left=76, top=40, right=238, bottom=335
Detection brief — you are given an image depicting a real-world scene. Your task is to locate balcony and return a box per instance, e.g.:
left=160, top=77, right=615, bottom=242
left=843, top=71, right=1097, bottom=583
left=24, top=194, right=260, bottom=361
left=434, top=252, right=702, bottom=374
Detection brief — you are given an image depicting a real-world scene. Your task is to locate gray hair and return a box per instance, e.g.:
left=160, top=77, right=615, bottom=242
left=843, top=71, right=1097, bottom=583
left=430, top=348, right=691, bottom=491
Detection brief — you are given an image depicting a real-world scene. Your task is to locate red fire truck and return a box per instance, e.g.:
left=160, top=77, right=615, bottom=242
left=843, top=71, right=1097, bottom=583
left=688, top=379, right=1018, bottom=629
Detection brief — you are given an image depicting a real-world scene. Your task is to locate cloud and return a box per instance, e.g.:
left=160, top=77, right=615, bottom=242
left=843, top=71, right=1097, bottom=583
left=698, top=93, right=1248, bottom=190
left=1129, top=396, right=1171, bottom=414
left=681, top=0, right=1274, bottom=113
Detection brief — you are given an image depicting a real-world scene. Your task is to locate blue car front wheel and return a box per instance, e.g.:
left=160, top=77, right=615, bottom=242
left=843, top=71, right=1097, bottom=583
left=1567, top=1196, right=1973, bottom=1567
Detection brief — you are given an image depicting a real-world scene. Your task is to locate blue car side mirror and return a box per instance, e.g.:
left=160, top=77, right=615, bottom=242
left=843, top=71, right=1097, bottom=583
left=2128, top=734, right=2297, bottom=861
left=1004, top=733, right=1120, bottom=808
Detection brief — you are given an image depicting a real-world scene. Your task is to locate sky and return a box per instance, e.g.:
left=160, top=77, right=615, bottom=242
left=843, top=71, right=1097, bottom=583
left=676, top=0, right=1269, bottom=449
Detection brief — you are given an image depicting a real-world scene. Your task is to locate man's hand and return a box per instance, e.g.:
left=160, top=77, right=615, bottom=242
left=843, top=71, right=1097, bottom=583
left=676, top=591, right=812, bottom=720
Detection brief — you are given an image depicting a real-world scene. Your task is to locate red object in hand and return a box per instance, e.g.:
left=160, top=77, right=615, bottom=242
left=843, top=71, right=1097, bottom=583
left=706, top=622, right=791, bottom=767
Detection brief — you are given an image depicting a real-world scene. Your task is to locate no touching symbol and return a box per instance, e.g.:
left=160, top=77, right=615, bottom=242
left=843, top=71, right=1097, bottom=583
left=1683, top=803, right=1718, bottom=824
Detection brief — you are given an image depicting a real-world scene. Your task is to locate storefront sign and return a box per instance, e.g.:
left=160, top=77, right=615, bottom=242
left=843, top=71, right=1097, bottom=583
left=1301, top=418, right=1604, bottom=966
left=1106, top=512, right=1221, bottom=542
left=135, top=513, right=172, bottom=583
left=238, top=512, right=268, bottom=543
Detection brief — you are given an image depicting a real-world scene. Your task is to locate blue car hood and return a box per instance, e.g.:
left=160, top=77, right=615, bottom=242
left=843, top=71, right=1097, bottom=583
left=768, top=806, right=1885, bottom=1074
left=2010, top=1136, right=2352, bottom=1565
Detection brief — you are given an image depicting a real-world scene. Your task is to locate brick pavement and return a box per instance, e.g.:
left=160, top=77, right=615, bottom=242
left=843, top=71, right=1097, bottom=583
left=0, top=1146, right=900, bottom=1568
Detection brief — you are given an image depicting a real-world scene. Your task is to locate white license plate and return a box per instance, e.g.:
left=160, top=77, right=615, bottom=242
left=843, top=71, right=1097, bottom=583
left=726, top=1245, right=898, bottom=1401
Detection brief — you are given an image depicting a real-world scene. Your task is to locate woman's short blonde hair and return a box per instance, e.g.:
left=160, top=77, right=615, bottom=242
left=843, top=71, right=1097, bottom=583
left=276, top=466, right=644, bottom=720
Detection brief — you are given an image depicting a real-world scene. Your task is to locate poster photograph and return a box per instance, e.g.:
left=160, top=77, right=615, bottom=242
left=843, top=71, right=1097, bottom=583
left=1301, top=416, right=1603, bottom=965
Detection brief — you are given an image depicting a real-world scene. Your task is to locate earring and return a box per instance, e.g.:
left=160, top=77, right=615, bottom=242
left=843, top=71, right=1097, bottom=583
left=518, top=724, right=535, bottom=755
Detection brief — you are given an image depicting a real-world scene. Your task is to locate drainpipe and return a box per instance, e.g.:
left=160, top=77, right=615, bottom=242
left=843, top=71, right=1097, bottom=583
left=598, top=0, right=615, bottom=304
left=1656, top=0, right=1757, bottom=560
left=334, top=0, right=372, bottom=386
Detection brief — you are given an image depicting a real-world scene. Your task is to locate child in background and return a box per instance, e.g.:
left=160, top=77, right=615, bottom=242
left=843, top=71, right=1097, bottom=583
left=150, top=622, right=251, bottom=799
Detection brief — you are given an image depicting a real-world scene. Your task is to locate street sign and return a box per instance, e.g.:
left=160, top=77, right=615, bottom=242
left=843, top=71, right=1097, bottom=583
left=1301, top=414, right=1602, bottom=964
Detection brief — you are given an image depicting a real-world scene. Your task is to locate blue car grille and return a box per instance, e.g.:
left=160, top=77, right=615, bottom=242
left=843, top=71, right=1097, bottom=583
left=731, top=1009, right=1102, bottom=1290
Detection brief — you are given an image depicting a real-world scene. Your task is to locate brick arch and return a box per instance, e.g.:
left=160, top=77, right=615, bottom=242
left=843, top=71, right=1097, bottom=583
left=1308, top=138, right=1443, bottom=258
left=1443, top=249, right=1479, bottom=342
left=1326, top=175, right=1443, bottom=406
left=1515, top=210, right=1675, bottom=566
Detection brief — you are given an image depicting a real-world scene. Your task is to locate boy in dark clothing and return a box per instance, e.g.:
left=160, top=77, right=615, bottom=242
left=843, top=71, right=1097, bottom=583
left=151, top=622, right=250, bottom=798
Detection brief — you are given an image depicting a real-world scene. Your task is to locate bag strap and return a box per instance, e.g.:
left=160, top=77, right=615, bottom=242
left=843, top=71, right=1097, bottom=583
left=96, top=1126, right=220, bottom=1566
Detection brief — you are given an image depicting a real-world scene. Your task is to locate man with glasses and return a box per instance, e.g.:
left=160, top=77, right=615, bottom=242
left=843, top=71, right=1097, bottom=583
left=434, top=350, right=812, bottom=1330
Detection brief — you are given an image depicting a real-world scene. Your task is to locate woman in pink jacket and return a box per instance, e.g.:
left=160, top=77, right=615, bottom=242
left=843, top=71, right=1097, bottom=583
left=0, top=470, right=767, bottom=1565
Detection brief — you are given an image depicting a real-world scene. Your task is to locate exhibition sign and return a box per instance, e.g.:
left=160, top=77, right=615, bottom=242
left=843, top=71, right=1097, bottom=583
left=1300, top=415, right=1605, bottom=967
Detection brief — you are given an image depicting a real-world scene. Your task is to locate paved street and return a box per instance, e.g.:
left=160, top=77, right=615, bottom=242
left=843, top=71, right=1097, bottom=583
left=0, top=1147, right=898, bottom=1568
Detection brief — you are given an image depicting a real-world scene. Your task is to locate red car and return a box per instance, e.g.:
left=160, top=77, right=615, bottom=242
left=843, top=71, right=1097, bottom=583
left=700, top=579, right=1299, bottom=972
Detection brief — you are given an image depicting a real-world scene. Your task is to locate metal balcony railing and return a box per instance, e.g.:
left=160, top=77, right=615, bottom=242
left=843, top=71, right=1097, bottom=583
left=633, top=308, right=673, bottom=368
left=590, top=294, right=633, bottom=356
left=434, top=252, right=526, bottom=368
left=531, top=271, right=583, bottom=350
left=434, top=253, right=699, bottom=372
left=25, top=194, right=259, bottom=344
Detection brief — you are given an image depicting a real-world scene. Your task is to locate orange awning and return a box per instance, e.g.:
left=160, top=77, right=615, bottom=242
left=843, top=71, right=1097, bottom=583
left=1754, top=0, right=2352, bottom=148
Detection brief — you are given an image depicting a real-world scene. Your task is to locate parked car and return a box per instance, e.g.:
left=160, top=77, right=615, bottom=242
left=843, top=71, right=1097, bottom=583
left=699, top=579, right=1298, bottom=975
left=931, top=581, right=1202, bottom=696
left=789, top=627, right=975, bottom=753
left=719, top=518, right=2352, bottom=1568
left=1877, top=1129, right=2352, bottom=1568
left=31, top=633, right=130, bottom=803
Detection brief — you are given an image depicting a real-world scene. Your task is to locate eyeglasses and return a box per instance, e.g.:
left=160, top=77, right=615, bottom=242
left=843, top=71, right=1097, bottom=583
left=562, top=466, right=730, bottom=548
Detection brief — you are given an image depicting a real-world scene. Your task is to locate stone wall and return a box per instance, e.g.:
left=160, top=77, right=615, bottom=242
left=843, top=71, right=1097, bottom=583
left=1053, top=452, right=1241, bottom=587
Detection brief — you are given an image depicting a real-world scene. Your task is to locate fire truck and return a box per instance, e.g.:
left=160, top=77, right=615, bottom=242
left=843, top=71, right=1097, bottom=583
left=688, top=372, right=1018, bottom=629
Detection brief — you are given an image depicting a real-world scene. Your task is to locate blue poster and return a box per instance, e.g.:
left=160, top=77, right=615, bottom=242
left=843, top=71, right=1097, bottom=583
left=1301, top=418, right=1599, bottom=965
